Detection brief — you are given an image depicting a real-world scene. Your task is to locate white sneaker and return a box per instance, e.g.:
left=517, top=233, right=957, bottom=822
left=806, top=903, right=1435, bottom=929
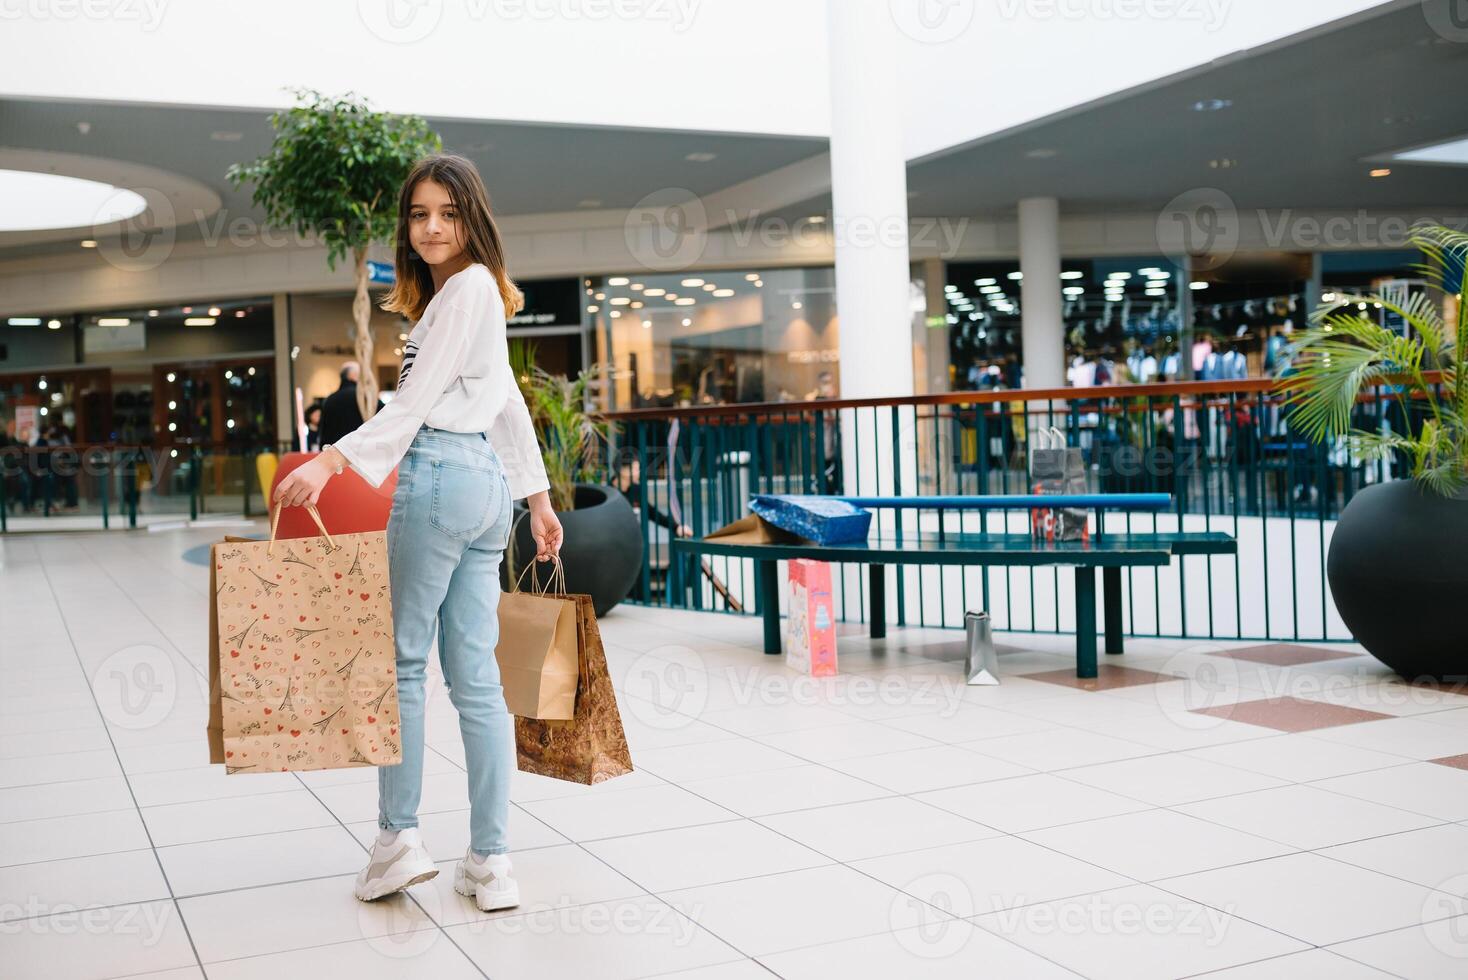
left=453, top=849, right=520, bottom=911
left=353, top=828, right=439, bottom=901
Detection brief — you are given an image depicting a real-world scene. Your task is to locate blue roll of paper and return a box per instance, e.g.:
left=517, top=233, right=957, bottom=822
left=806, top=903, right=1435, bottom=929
left=749, top=494, right=872, bottom=545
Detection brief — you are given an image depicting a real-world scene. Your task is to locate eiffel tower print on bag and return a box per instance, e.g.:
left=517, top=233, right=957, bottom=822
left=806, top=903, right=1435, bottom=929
left=206, top=502, right=403, bottom=774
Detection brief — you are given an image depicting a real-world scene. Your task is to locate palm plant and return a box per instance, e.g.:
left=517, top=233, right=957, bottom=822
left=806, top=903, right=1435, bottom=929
left=1278, top=222, right=1468, bottom=496
left=507, top=338, right=610, bottom=512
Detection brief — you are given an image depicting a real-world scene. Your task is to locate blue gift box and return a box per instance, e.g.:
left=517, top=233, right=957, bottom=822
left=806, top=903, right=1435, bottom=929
left=748, top=495, right=872, bottom=545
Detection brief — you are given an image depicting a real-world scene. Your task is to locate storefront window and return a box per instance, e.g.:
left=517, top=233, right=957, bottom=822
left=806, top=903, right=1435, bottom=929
left=589, top=267, right=838, bottom=410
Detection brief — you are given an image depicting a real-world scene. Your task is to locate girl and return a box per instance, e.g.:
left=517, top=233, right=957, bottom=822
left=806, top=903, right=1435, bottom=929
left=273, top=153, right=562, bottom=912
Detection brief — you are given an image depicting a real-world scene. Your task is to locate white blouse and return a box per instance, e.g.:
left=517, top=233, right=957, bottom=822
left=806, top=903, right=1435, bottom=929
left=331, top=263, right=550, bottom=500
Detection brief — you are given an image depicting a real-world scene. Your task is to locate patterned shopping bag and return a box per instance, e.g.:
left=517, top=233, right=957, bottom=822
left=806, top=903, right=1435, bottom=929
left=206, top=503, right=402, bottom=774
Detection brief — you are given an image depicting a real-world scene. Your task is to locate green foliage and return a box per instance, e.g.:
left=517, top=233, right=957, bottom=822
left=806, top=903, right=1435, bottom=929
left=507, top=339, right=611, bottom=512
left=1279, top=222, right=1468, bottom=496
left=226, top=88, right=441, bottom=270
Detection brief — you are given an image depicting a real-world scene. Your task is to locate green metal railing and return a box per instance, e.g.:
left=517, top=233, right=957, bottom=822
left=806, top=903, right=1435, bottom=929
left=598, top=378, right=1426, bottom=644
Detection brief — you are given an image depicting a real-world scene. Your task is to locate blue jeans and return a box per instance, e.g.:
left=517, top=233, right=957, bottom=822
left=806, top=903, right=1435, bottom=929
left=379, top=425, right=515, bottom=855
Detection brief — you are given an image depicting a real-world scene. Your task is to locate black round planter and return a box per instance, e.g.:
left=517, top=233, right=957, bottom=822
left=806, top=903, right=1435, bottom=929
left=1327, top=480, right=1468, bottom=681
left=500, top=483, right=644, bottom=617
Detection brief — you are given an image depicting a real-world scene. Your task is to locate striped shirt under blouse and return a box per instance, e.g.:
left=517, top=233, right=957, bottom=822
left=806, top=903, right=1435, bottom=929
left=330, top=263, right=551, bottom=501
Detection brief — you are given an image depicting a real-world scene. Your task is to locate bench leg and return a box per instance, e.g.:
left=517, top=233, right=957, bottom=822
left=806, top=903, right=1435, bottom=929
left=758, top=559, right=781, bottom=655
left=1103, top=566, right=1124, bottom=655
left=1075, top=566, right=1098, bottom=679
left=869, top=563, right=886, bottom=640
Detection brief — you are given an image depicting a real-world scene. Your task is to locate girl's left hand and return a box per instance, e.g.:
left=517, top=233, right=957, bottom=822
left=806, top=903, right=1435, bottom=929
left=530, top=502, right=563, bottom=561
left=273, top=456, right=336, bottom=510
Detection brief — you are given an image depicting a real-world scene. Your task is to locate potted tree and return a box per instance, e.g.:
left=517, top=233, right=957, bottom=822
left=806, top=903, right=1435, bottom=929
left=228, top=87, right=441, bottom=422
left=502, top=341, right=643, bottom=616
left=1279, top=222, right=1467, bottom=680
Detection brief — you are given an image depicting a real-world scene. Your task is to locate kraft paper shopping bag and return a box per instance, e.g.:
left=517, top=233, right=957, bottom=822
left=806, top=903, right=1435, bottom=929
left=494, top=558, right=579, bottom=720
left=206, top=502, right=402, bottom=774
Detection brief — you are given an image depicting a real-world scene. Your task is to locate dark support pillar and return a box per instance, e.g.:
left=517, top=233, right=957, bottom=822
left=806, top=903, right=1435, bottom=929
left=1103, top=566, right=1124, bottom=655
left=869, top=563, right=887, bottom=639
left=758, top=559, right=781, bottom=654
left=1075, top=565, right=1098, bottom=679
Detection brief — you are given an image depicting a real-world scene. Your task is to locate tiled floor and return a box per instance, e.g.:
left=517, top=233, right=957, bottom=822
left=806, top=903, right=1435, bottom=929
left=3, top=524, right=1468, bottom=979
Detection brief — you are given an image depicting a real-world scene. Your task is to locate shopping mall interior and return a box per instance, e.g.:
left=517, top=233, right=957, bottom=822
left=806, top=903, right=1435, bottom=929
left=3, top=2, right=1468, bottom=978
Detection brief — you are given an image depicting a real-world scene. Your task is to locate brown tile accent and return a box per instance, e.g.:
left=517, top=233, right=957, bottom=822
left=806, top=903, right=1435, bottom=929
left=1191, top=696, right=1391, bottom=733
left=1022, top=664, right=1179, bottom=692
left=1430, top=754, right=1468, bottom=771
left=1212, top=644, right=1363, bottom=666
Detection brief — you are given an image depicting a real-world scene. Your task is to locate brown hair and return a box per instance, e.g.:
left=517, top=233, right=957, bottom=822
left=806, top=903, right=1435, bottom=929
left=380, top=153, right=524, bottom=321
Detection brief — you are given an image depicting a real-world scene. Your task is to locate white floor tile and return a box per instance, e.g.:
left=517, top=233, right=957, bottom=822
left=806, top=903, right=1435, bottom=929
left=1025, top=808, right=1294, bottom=881
left=852, top=835, right=1130, bottom=915
left=141, top=790, right=337, bottom=847
left=879, top=704, right=1058, bottom=743
left=204, top=933, right=483, bottom=980
left=750, top=721, right=940, bottom=763
left=1307, top=717, right=1468, bottom=761
left=0, top=749, right=121, bottom=789
left=343, top=802, right=569, bottom=859
left=1318, top=823, right=1468, bottom=891
left=1187, top=948, right=1399, bottom=978
left=1175, top=784, right=1440, bottom=849
left=445, top=896, right=742, bottom=979
left=583, top=819, right=832, bottom=892
left=179, top=872, right=436, bottom=962
left=956, top=728, right=1158, bottom=772
left=1061, top=753, right=1286, bottom=806
left=127, top=766, right=300, bottom=808
left=519, top=784, right=739, bottom=841
left=1328, top=915, right=1468, bottom=980
left=0, top=849, right=169, bottom=924
left=632, top=738, right=806, bottom=783
left=157, top=825, right=368, bottom=897
left=662, top=864, right=930, bottom=956
left=1311, top=762, right=1468, bottom=821
left=915, top=773, right=1150, bottom=833
left=756, top=796, right=998, bottom=862
left=1185, top=734, right=1415, bottom=783
left=0, top=775, right=135, bottom=823
left=0, top=808, right=151, bottom=867
left=1, top=899, right=197, bottom=980
left=824, top=743, right=1033, bottom=793
left=974, top=882, right=1306, bottom=980
left=680, top=764, right=891, bottom=818
left=1160, top=851, right=1461, bottom=945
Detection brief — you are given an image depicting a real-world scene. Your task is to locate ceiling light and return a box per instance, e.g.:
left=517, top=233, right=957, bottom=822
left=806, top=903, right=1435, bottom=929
left=224, top=370, right=233, bottom=379
left=630, top=283, right=644, bottom=291
left=48, top=319, right=61, bottom=329
left=675, top=297, right=696, bottom=306
left=1059, top=271, right=1084, bottom=280
left=587, top=304, right=599, bottom=313
left=184, top=316, right=216, bottom=325
left=80, top=239, right=97, bottom=248
left=182, top=306, right=192, bottom=313
left=945, top=284, right=959, bottom=292
left=792, top=301, right=803, bottom=310
left=1146, top=288, right=1166, bottom=297
left=610, top=297, right=631, bottom=305
left=594, top=292, right=605, bottom=301
left=713, top=288, right=734, bottom=297
left=1192, top=98, right=1233, bottom=112
left=577, top=199, right=602, bottom=208
left=1369, top=168, right=1392, bottom=178
left=702, top=282, right=717, bottom=291
left=1025, top=148, right=1057, bottom=159
left=805, top=215, right=826, bottom=224
left=97, top=317, right=130, bottom=327
left=642, top=320, right=651, bottom=328
left=630, top=300, right=644, bottom=309
left=147, top=309, right=159, bottom=316
left=609, top=310, right=621, bottom=318
left=685, top=152, right=717, bottom=162
left=166, top=372, right=176, bottom=382
left=1007, top=272, right=1023, bottom=281
left=682, top=318, right=692, bottom=326
left=608, top=276, right=630, bottom=286
left=1062, top=286, right=1084, bottom=296
left=975, top=278, right=996, bottom=287
left=1189, top=281, right=1209, bottom=291
left=681, top=278, right=704, bottom=287
left=745, top=273, right=760, bottom=281
left=210, top=131, right=243, bottom=142
left=0, top=170, right=146, bottom=233
left=208, top=307, right=221, bottom=316
left=7, top=317, right=40, bottom=326
left=247, top=366, right=255, bottom=376
left=643, top=288, right=666, bottom=297
left=980, top=285, right=1001, bottom=294
left=1209, top=159, right=1237, bottom=169
left=754, top=280, right=763, bottom=287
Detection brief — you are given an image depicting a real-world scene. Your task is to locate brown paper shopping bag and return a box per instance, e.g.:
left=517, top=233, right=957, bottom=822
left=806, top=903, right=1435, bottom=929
left=513, top=562, right=634, bottom=785
left=206, top=503, right=402, bottom=774
left=494, top=559, right=579, bottom=720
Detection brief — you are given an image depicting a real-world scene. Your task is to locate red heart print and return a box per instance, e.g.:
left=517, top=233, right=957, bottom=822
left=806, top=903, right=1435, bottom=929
left=263, top=613, right=270, bottom=620
left=250, top=603, right=257, bottom=609
left=359, top=592, right=370, bottom=601
left=276, top=574, right=283, bottom=580
left=334, top=572, right=343, bottom=580
left=298, top=615, right=306, bottom=622
left=340, top=728, right=348, bottom=735
left=293, top=654, right=301, bottom=661
left=277, top=724, right=284, bottom=731
left=226, top=751, right=233, bottom=758
left=229, top=650, right=240, bottom=658
left=367, top=715, right=376, bottom=724
left=253, top=663, right=261, bottom=670
left=290, top=729, right=301, bottom=737
left=263, top=707, right=272, bottom=715
left=390, top=727, right=397, bottom=735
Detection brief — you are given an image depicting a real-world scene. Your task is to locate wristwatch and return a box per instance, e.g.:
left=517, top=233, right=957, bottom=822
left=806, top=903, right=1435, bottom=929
left=320, top=444, right=345, bottom=474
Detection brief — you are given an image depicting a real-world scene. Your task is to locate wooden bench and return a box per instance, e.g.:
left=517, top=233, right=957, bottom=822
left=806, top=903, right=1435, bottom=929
left=672, top=521, right=1236, bottom=679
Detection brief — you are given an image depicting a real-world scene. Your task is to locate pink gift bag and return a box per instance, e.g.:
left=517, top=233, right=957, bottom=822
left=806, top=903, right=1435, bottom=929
left=786, top=559, right=838, bottom=676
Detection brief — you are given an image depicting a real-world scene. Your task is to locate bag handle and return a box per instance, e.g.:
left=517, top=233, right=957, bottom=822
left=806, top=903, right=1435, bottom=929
left=513, top=554, right=566, bottom=595
left=267, top=501, right=336, bottom=556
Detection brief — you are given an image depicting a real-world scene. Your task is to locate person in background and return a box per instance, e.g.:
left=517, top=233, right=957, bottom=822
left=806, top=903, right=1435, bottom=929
left=317, top=362, right=386, bottom=445
left=302, top=404, right=323, bottom=452
left=1, top=418, right=36, bottom=514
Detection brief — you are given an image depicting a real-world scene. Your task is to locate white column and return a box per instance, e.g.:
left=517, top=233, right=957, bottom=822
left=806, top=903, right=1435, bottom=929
left=827, top=0, right=915, bottom=490
left=1018, top=196, right=1065, bottom=389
